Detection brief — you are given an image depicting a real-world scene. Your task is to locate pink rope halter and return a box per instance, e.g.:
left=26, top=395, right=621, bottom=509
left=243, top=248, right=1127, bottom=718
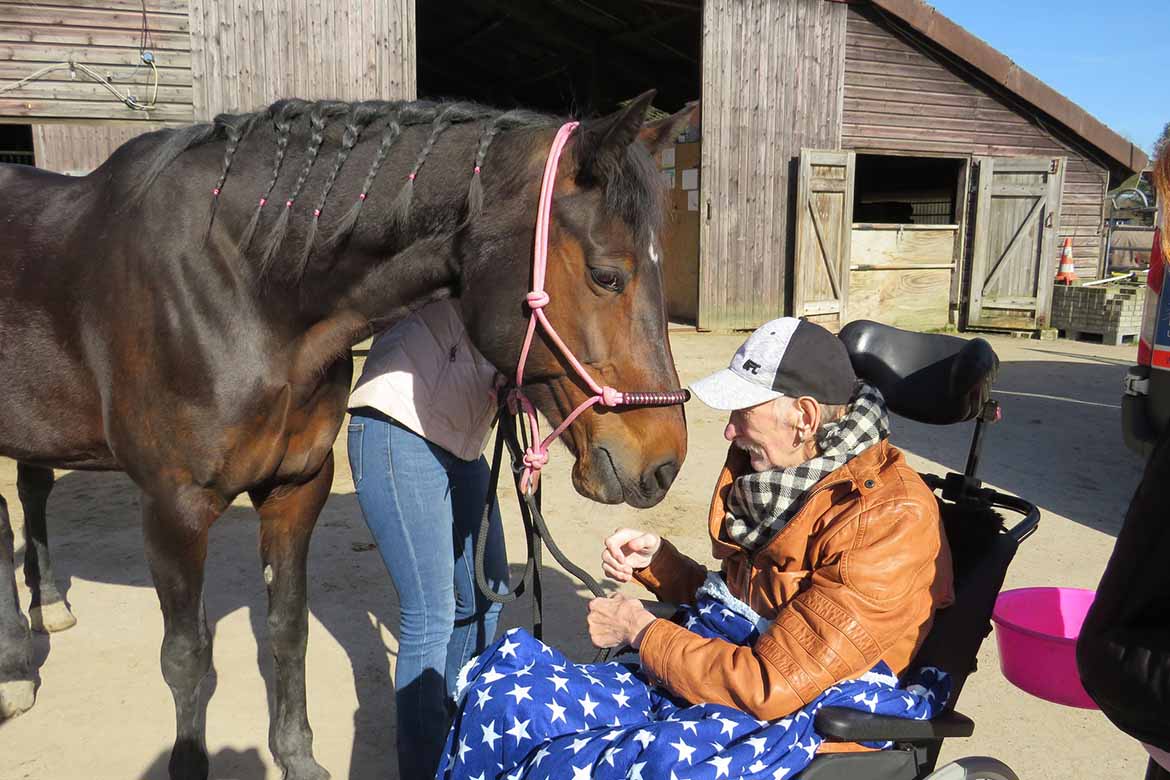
left=508, top=121, right=689, bottom=493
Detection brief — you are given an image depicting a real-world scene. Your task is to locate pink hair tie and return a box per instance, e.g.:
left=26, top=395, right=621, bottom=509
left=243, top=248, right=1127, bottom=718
left=212, top=187, right=221, bottom=197
left=407, top=173, right=416, bottom=181
left=358, top=193, right=367, bottom=201
left=313, top=208, right=321, bottom=218
left=258, top=197, right=267, bottom=207
left=285, top=199, right=294, bottom=208
left=473, top=165, right=481, bottom=174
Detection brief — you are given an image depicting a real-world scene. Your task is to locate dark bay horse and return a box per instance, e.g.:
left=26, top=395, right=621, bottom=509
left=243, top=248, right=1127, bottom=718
left=0, top=91, right=691, bottom=779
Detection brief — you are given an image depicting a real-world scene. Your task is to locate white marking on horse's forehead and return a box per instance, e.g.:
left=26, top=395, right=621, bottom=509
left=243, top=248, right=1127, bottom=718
left=648, top=231, right=660, bottom=264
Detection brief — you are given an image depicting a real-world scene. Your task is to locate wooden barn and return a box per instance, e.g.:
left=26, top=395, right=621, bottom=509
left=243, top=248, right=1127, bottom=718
left=1, top=0, right=1147, bottom=333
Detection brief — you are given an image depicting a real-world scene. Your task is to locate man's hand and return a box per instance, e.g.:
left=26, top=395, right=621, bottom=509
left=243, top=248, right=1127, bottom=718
left=602, top=528, right=662, bottom=583
left=587, top=593, right=657, bottom=649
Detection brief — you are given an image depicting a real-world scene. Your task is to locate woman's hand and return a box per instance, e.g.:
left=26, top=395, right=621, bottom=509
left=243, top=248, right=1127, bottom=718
left=602, top=528, right=662, bottom=583
left=587, top=593, right=657, bottom=649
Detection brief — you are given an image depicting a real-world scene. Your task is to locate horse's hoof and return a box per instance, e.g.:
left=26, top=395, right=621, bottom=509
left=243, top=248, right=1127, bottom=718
left=30, top=602, right=77, bottom=633
left=281, top=757, right=330, bottom=780
left=0, top=679, right=35, bottom=719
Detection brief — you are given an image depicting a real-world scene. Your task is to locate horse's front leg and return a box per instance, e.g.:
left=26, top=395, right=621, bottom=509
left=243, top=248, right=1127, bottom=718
left=17, top=464, right=76, bottom=633
left=143, top=487, right=221, bottom=780
left=251, top=452, right=334, bottom=780
left=0, top=491, right=35, bottom=719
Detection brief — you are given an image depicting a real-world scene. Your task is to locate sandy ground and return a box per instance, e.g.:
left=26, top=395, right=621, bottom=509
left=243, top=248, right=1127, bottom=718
left=0, top=332, right=1153, bottom=779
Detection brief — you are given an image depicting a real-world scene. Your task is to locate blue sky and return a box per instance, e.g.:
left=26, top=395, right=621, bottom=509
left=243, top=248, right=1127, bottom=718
left=927, top=0, right=1168, bottom=155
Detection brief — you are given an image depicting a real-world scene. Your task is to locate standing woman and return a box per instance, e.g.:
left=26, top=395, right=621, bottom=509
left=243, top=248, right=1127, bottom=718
left=347, top=298, right=508, bottom=780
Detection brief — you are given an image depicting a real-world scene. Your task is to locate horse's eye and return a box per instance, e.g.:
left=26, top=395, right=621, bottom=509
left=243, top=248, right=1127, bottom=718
left=589, top=267, right=625, bottom=292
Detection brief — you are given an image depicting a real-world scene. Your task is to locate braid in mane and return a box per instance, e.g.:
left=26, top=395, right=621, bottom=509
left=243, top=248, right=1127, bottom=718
left=390, top=103, right=489, bottom=231
left=294, top=101, right=381, bottom=279
left=202, top=112, right=257, bottom=244
left=464, top=109, right=553, bottom=222
left=324, top=103, right=408, bottom=251
left=258, top=101, right=347, bottom=278
left=239, top=99, right=307, bottom=256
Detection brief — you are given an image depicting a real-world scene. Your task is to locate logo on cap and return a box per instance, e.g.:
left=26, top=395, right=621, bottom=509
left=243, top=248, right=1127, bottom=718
left=742, top=359, right=762, bottom=375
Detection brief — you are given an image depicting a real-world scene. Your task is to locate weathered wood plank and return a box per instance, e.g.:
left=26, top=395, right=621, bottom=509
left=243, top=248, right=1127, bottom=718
left=0, top=7, right=189, bottom=33
left=0, top=0, right=187, bottom=13
left=0, top=96, right=191, bottom=121
left=0, top=22, right=190, bottom=51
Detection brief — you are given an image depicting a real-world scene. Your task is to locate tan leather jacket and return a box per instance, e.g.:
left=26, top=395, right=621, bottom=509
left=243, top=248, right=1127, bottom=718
left=635, top=439, right=954, bottom=721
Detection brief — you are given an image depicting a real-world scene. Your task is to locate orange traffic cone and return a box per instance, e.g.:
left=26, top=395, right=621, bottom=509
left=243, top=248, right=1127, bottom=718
left=1055, top=238, right=1079, bottom=284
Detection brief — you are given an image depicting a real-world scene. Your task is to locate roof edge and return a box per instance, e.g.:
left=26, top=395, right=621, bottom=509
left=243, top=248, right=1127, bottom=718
left=868, top=0, right=1149, bottom=174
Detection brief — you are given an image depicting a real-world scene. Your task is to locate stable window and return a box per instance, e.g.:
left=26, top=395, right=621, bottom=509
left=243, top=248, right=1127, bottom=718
left=0, top=125, right=34, bottom=166
left=852, top=153, right=963, bottom=226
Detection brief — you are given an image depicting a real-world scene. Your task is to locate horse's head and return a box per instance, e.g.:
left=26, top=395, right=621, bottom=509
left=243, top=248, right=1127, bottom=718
left=460, top=93, right=694, bottom=507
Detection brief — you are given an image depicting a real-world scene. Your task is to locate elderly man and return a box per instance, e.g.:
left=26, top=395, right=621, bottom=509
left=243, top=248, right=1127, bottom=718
left=587, top=317, right=954, bottom=720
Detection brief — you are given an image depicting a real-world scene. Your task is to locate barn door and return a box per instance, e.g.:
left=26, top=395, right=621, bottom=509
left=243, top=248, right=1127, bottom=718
left=793, top=150, right=856, bottom=325
left=967, top=156, right=1065, bottom=330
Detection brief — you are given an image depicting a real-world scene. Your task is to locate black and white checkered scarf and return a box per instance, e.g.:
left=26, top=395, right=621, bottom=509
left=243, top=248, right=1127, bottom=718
left=724, top=382, right=890, bottom=552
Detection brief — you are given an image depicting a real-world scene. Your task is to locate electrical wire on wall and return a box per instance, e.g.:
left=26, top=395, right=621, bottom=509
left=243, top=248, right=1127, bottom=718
left=0, top=0, right=161, bottom=112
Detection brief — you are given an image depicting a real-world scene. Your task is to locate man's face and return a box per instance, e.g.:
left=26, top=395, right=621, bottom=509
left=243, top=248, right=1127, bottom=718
left=724, top=396, right=808, bottom=472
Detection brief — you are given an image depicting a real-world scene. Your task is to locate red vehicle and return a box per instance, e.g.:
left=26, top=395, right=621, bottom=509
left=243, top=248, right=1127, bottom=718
left=1123, top=226, right=1170, bottom=454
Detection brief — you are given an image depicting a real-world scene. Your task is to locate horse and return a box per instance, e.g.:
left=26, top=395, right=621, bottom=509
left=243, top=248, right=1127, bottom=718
left=0, top=90, right=692, bottom=780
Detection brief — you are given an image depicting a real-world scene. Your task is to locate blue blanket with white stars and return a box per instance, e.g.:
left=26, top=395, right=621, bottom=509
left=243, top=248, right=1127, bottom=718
left=438, top=582, right=950, bottom=780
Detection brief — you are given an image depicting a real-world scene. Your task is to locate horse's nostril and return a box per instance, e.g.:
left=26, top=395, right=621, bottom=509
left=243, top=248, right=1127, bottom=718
left=653, top=460, right=680, bottom=492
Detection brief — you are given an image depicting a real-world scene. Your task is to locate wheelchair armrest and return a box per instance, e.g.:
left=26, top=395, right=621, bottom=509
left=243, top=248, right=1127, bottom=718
left=814, top=707, right=974, bottom=743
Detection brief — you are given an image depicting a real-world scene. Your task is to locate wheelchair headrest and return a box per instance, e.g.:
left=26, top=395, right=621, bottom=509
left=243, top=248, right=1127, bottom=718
left=838, top=320, right=998, bottom=425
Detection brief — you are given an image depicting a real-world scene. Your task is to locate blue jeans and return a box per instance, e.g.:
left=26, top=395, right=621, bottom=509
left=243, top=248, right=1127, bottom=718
left=347, top=409, right=508, bottom=780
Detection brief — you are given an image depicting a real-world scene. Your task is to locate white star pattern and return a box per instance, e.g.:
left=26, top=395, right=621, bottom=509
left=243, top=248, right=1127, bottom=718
left=749, top=759, right=768, bottom=772
left=474, top=686, right=493, bottom=711
left=584, top=672, right=603, bottom=687
left=682, top=721, right=698, bottom=734
left=630, top=761, right=647, bottom=780
left=578, top=692, right=599, bottom=719
left=498, top=636, right=520, bottom=659
left=773, top=768, right=792, bottom=779
left=532, top=745, right=550, bottom=768
left=481, top=668, right=505, bottom=685
left=799, top=739, right=819, bottom=761
left=714, top=715, right=738, bottom=737
left=670, top=737, right=696, bottom=764
left=506, top=717, right=531, bottom=744
left=546, top=699, right=567, bottom=724
left=633, top=729, right=655, bottom=748
left=747, top=735, right=768, bottom=756
left=506, top=684, right=532, bottom=704
left=480, top=720, right=501, bottom=750
left=709, top=755, right=733, bottom=778
left=549, top=673, right=570, bottom=693
left=602, top=745, right=622, bottom=767
left=457, top=737, right=471, bottom=763
left=515, top=661, right=535, bottom=678
left=571, top=764, right=592, bottom=780
left=612, top=688, right=631, bottom=709
left=568, top=736, right=591, bottom=754
left=601, top=728, right=622, bottom=741
left=615, top=670, right=634, bottom=684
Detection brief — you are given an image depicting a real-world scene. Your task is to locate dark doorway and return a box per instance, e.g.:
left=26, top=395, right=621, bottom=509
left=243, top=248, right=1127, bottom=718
left=853, top=153, right=964, bottom=225
left=415, top=0, right=702, bottom=115
left=0, top=124, right=34, bottom=166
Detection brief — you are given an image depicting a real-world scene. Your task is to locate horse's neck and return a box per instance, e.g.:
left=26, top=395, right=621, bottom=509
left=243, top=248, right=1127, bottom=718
left=284, top=233, right=461, bottom=389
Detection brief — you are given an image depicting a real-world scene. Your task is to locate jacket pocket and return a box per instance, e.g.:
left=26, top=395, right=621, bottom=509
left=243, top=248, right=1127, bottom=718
left=346, top=423, right=364, bottom=485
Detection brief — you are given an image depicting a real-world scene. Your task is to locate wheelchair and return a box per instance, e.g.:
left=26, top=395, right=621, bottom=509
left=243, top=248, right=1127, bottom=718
left=795, top=320, right=1039, bottom=780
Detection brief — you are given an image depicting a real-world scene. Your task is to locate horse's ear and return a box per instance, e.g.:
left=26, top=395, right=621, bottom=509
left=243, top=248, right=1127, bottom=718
left=638, top=100, right=700, bottom=154
left=575, top=90, right=657, bottom=186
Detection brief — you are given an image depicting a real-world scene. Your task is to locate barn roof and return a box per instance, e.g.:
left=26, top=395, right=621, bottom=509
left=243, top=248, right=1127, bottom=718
left=869, top=0, right=1149, bottom=174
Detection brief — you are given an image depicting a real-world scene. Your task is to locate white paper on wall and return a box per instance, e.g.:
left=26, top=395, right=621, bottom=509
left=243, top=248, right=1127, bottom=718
left=681, top=168, right=699, bottom=191
left=661, top=169, right=675, bottom=188
left=687, top=190, right=699, bottom=211
left=661, top=147, right=676, bottom=167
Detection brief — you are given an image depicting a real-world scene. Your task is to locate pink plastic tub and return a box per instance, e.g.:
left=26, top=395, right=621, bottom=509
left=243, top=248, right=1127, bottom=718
left=991, top=587, right=1099, bottom=709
